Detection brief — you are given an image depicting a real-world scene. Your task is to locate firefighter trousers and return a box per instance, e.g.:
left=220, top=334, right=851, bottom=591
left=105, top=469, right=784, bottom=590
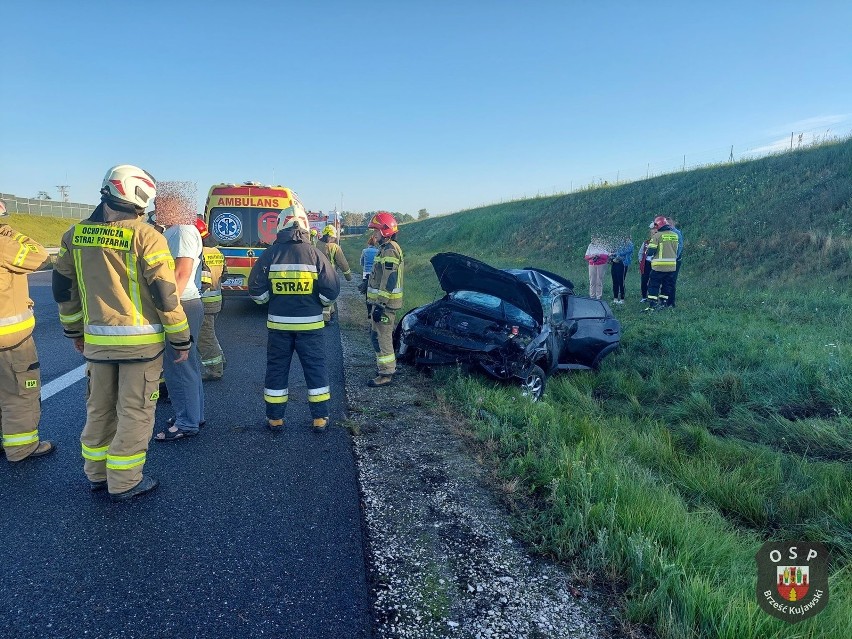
left=647, top=270, right=676, bottom=307
left=0, top=336, right=42, bottom=461
left=370, top=309, right=397, bottom=375
left=82, top=357, right=162, bottom=494
left=264, top=329, right=330, bottom=421
left=198, top=312, right=224, bottom=379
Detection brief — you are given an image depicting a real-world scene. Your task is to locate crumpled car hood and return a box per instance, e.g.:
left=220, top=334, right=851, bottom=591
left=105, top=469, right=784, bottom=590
left=430, top=253, right=544, bottom=324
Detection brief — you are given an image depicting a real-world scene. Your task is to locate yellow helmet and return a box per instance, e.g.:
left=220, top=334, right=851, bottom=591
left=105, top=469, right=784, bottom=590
left=322, top=224, right=336, bottom=238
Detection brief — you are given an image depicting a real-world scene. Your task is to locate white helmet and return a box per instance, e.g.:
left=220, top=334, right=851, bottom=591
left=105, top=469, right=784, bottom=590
left=100, top=164, right=157, bottom=210
left=0, top=199, right=7, bottom=218
left=277, top=204, right=310, bottom=232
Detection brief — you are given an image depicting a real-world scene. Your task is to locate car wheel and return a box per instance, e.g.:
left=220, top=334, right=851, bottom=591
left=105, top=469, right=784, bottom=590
left=520, top=365, right=546, bottom=402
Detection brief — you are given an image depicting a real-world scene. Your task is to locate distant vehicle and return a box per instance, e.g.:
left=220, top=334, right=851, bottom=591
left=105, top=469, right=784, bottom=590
left=203, top=182, right=307, bottom=294
left=395, top=253, right=621, bottom=400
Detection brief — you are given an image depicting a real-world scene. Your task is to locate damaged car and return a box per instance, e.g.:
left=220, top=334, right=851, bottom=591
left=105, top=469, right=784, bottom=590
left=395, top=252, right=621, bottom=400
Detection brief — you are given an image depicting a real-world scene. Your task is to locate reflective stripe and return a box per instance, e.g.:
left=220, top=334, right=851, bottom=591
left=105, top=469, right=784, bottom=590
left=13, top=242, right=32, bottom=267
left=85, top=333, right=165, bottom=346
left=251, top=291, right=270, bottom=304
left=59, top=310, right=84, bottom=324
left=201, top=293, right=223, bottom=303
left=319, top=294, right=333, bottom=305
left=3, top=430, right=39, bottom=447
left=0, top=311, right=35, bottom=335
left=267, top=319, right=325, bottom=331
left=308, top=386, right=330, bottom=403
left=376, top=256, right=401, bottom=266
left=106, top=451, right=146, bottom=470
left=86, top=324, right=163, bottom=335
left=58, top=247, right=67, bottom=257
left=201, top=273, right=213, bottom=284
left=267, top=314, right=323, bottom=324
left=82, top=444, right=109, bottom=461
left=164, top=319, right=189, bottom=334
left=73, top=249, right=90, bottom=324
left=126, top=251, right=143, bottom=326
left=143, top=250, right=174, bottom=267
left=264, top=388, right=289, bottom=404
left=377, top=354, right=396, bottom=364
left=202, top=355, right=224, bottom=365
left=269, top=264, right=318, bottom=272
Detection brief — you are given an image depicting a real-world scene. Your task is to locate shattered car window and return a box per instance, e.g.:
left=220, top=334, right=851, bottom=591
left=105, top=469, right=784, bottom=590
left=450, top=291, right=536, bottom=328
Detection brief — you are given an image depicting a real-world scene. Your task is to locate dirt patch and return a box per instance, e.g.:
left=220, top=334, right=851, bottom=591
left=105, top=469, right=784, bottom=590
left=337, top=285, right=636, bottom=638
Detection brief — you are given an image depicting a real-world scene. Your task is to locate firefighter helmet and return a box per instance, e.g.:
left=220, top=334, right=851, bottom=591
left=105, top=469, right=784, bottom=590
left=369, top=212, right=398, bottom=238
left=194, top=217, right=209, bottom=238
left=0, top=199, right=7, bottom=218
left=310, top=228, right=318, bottom=237
left=322, top=224, right=336, bottom=238
left=652, top=215, right=669, bottom=230
left=278, top=205, right=309, bottom=232
left=100, top=165, right=157, bottom=210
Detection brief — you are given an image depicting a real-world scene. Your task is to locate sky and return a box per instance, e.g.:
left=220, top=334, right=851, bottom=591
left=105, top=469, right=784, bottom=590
left=2, top=1, right=852, bottom=216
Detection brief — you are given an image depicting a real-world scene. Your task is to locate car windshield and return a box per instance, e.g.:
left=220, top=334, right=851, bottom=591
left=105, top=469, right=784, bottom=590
left=450, top=291, right=536, bottom=327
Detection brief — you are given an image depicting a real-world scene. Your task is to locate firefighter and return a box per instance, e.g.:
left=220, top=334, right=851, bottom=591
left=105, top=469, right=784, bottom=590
left=53, top=165, right=192, bottom=502
left=196, top=217, right=227, bottom=380
left=366, top=212, right=404, bottom=387
left=644, top=215, right=680, bottom=311
left=317, top=224, right=352, bottom=322
left=310, top=228, right=318, bottom=247
left=0, top=198, right=55, bottom=462
left=248, top=207, right=340, bottom=432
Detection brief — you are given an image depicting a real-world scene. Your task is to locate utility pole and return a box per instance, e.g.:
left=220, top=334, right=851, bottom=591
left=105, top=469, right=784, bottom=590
left=790, top=132, right=794, bottom=150
left=56, top=185, right=70, bottom=202
left=729, top=146, right=734, bottom=163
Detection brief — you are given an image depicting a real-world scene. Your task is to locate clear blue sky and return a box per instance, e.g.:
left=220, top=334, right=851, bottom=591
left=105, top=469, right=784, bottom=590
left=2, top=1, right=851, bottom=216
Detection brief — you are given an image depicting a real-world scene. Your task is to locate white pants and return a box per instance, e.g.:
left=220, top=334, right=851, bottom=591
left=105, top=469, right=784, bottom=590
left=588, top=264, right=606, bottom=299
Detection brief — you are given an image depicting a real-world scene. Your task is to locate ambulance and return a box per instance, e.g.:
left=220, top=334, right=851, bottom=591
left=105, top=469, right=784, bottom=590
left=203, top=182, right=306, bottom=294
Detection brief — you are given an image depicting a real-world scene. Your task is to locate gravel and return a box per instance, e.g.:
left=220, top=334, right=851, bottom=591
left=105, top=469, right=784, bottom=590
left=337, top=285, right=631, bottom=639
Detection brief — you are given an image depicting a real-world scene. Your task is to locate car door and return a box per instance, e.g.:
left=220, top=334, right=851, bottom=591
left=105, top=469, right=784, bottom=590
left=560, top=296, right=620, bottom=368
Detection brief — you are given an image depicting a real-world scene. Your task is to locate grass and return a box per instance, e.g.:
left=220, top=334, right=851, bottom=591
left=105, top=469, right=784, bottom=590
left=343, top=138, right=852, bottom=638
left=4, top=213, right=77, bottom=247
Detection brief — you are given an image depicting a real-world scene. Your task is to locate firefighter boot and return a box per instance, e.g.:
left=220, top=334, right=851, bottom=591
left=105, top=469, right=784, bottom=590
left=368, top=374, right=394, bottom=388
left=312, top=417, right=329, bottom=432
left=266, top=418, right=284, bottom=432
left=110, top=475, right=159, bottom=503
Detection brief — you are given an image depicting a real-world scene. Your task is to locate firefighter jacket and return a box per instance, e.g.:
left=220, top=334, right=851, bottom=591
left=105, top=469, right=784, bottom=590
left=647, top=226, right=679, bottom=272
left=0, top=225, right=51, bottom=349
left=52, top=202, right=192, bottom=362
left=367, top=239, right=404, bottom=311
left=247, top=226, right=340, bottom=331
left=200, top=246, right=226, bottom=314
left=318, top=237, right=353, bottom=281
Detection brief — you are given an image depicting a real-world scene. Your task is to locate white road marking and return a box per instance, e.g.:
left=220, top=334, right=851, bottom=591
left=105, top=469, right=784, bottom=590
left=41, top=364, right=86, bottom=401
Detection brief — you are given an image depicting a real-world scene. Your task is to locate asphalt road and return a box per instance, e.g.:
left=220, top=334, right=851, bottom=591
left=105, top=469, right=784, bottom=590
left=0, top=271, right=372, bottom=639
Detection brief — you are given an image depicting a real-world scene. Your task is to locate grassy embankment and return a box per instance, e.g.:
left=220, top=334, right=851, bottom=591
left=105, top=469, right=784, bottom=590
left=4, top=213, right=76, bottom=247
left=344, top=139, right=851, bottom=639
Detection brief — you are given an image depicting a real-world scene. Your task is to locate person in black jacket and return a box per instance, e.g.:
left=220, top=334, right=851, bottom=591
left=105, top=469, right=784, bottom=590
left=248, top=207, right=340, bottom=431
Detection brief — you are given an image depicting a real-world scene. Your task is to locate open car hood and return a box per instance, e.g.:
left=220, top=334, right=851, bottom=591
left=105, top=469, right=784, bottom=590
left=430, top=252, right=544, bottom=324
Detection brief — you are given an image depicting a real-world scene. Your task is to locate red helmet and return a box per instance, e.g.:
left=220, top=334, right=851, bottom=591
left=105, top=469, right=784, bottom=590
left=369, top=211, right=398, bottom=238
left=194, top=216, right=210, bottom=238
left=652, top=215, right=669, bottom=230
